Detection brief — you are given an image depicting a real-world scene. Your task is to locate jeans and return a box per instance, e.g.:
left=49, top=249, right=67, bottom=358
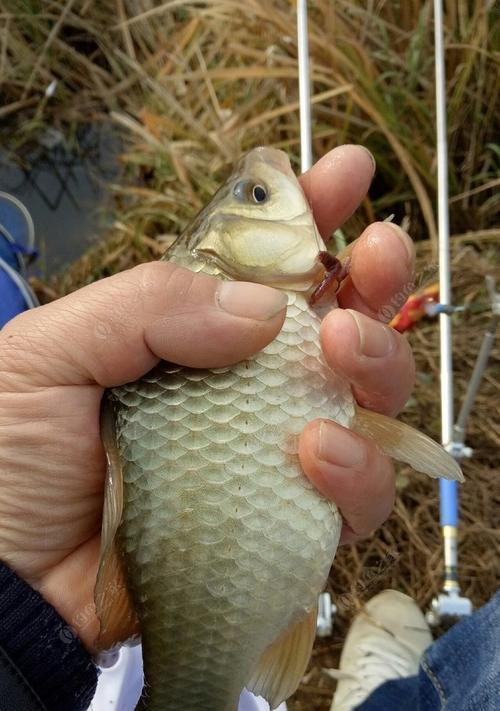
left=356, top=591, right=500, bottom=711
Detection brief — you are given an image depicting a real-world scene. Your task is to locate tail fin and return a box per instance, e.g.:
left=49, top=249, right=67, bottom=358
left=352, top=406, right=463, bottom=482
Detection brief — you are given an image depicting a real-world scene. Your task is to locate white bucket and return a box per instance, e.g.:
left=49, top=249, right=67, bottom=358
left=89, top=645, right=287, bottom=711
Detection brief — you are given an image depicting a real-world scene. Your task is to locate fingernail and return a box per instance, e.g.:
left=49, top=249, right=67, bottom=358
left=360, top=146, right=376, bottom=176
left=347, top=309, right=396, bottom=358
left=217, top=281, right=288, bottom=320
left=385, top=222, right=415, bottom=266
left=318, top=421, right=365, bottom=469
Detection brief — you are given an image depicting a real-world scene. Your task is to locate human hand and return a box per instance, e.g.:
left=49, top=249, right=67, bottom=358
left=0, top=145, right=414, bottom=651
left=299, top=146, right=416, bottom=543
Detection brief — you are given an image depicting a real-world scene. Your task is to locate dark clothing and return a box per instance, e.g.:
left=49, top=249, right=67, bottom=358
left=0, top=563, right=97, bottom=711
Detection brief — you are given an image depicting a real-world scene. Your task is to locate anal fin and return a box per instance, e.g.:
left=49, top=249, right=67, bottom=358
left=246, top=607, right=317, bottom=708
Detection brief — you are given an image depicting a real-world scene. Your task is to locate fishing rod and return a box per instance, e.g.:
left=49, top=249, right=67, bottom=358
left=296, top=0, right=336, bottom=637
left=426, top=0, right=474, bottom=624
left=297, top=0, right=496, bottom=634
left=297, top=0, right=312, bottom=174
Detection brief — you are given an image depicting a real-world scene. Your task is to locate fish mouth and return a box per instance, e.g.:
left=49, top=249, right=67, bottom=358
left=194, top=247, right=325, bottom=292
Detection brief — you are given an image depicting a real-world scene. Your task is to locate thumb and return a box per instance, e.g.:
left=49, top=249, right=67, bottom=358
left=1, top=262, right=287, bottom=388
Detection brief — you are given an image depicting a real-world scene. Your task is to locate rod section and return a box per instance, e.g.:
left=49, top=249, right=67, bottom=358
left=434, top=0, right=454, bottom=449
left=454, top=313, right=500, bottom=442
left=297, top=0, right=312, bottom=172
left=434, top=0, right=461, bottom=587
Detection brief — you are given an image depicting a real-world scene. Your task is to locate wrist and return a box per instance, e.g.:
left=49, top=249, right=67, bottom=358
left=34, top=538, right=102, bottom=653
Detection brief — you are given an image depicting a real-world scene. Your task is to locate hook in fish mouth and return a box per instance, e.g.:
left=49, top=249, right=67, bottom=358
left=309, top=251, right=351, bottom=305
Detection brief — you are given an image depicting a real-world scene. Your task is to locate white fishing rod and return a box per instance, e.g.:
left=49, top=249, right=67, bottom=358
left=297, top=0, right=312, bottom=173
left=296, top=0, right=336, bottom=637
left=427, top=0, right=473, bottom=623
left=434, top=0, right=459, bottom=595
left=428, top=0, right=498, bottom=625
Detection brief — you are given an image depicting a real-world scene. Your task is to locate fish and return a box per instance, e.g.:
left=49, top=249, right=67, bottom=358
left=94, top=146, right=463, bottom=711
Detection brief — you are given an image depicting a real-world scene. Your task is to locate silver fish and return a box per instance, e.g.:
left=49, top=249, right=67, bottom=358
left=95, top=147, right=462, bottom=711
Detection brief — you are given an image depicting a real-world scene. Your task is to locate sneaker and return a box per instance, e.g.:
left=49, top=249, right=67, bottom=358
left=0, top=191, right=38, bottom=328
left=329, top=590, right=433, bottom=711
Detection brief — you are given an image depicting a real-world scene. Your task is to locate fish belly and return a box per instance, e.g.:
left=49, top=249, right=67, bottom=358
left=111, top=293, right=355, bottom=711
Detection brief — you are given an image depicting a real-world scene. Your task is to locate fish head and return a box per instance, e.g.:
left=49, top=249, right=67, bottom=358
left=182, top=147, right=327, bottom=291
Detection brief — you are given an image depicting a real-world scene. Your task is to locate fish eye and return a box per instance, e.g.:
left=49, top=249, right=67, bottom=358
left=252, top=184, right=267, bottom=203
left=233, top=180, right=269, bottom=204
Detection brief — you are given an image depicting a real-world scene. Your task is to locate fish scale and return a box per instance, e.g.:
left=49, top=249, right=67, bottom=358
left=110, top=290, right=354, bottom=710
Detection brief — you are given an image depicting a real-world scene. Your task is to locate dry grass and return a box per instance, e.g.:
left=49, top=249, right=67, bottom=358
left=2, top=1, right=499, bottom=708
left=1, top=1, right=499, bottom=242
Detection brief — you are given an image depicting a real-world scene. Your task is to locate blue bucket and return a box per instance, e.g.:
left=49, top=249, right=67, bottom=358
left=0, top=191, right=38, bottom=328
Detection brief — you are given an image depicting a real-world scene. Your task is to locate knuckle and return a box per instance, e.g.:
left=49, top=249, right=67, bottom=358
left=131, top=260, right=175, bottom=288
left=134, top=261, right=216, bottom=307
left=0, top=310, right=43, bottom=376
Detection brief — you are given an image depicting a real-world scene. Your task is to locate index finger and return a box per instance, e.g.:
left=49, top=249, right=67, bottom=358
left=337, top=222, right=416, bottom=320
left=299, top=144, right=375, bottom=238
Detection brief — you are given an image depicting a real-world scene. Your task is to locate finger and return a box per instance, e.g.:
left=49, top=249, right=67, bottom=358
left=338, top=221, right=415, bottom=320
left=320, top=309, right=415, bottom=416
left=1, top=262, right=287, bottom=387
left=299, top=419, right=395, bottom=543
left=299, top=144, right=375, bottom=238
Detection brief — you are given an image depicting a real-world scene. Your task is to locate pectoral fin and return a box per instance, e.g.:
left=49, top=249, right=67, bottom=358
left=352, top=405, right=463, bottom=481
left=94, top=398, right=139, bottom=651
left=246, top=607, right=317, bottom=707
